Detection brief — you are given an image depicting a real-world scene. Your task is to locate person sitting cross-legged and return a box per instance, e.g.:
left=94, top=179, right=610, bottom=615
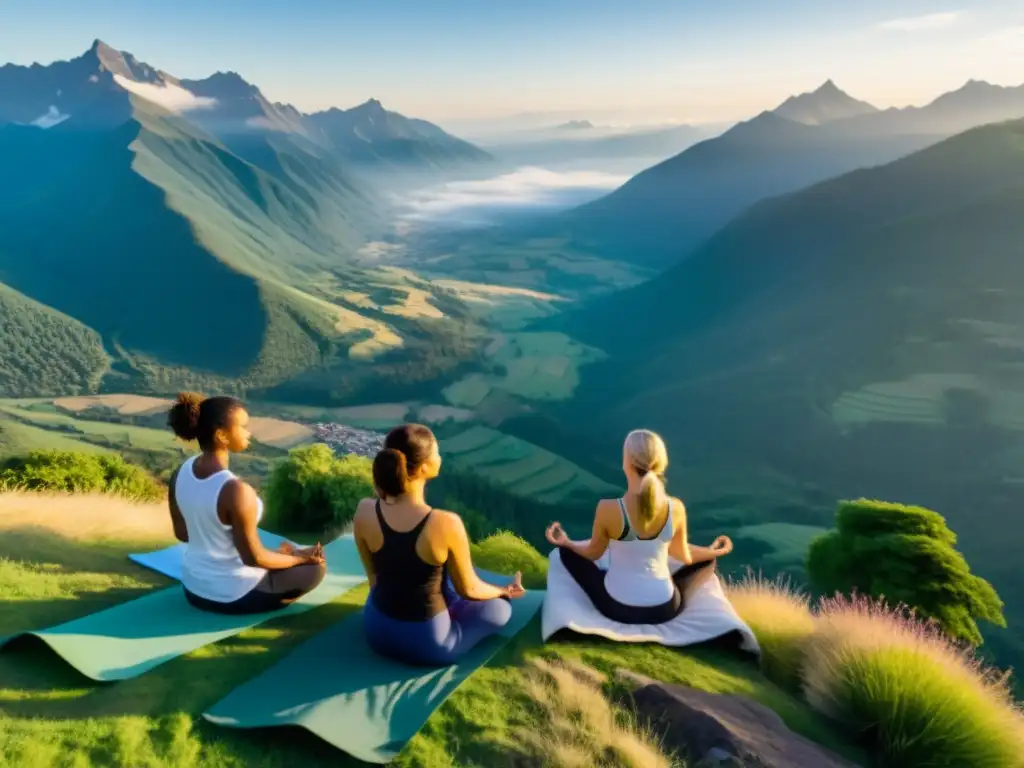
left=544, top=429, right=732, bottom=625
left=167, top=393, right=327, bottom=615
left=353, top=423, right=526, bottom=666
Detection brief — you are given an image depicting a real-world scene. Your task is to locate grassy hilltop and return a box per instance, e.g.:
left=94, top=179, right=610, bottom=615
left=1, top=450, right=1023, bottom=766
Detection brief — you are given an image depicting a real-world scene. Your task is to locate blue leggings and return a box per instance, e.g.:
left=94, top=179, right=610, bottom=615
left=363, top=578, right=512, bottom=666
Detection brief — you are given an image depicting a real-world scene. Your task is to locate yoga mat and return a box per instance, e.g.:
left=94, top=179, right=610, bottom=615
left=542, top=548, right=760, bottom=653
left=0, top=535, right=365, bottom=682
left=129, top=529, right=291, bottom=581
left=204, top=572, right=545, bottom=764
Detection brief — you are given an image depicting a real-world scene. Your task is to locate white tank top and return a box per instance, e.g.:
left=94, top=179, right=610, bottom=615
left=604, top=498, right=675, bottom=607
left=176, top=456, right=267, bottom=603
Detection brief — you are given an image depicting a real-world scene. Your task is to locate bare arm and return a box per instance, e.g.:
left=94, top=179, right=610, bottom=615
left=668, top=500, right=693, bottom=565
left=221, top=480, right=311, bottom=570
left=445, top=513, right=515, bottom=601
left=352, top=500, right=377, bottom=588
left=167, top=467, right=189, bottom=543
left=549, top=502, right=612, bottom=561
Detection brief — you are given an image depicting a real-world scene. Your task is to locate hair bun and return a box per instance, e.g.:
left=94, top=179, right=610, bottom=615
left=167, top=391, right=206, bottom=441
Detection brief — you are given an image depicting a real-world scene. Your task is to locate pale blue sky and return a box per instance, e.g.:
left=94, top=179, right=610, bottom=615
left=1, top=1, right=1021, bottom=123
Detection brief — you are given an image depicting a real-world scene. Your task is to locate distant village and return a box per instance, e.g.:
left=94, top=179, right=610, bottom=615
left=310, top=423, right=385, bottom=458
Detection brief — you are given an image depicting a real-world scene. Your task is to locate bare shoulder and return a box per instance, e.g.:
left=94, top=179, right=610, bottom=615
left=353, top=497, right=378, bottom=527
left=431, top=508, right=467, bottom=540
left=221, top=477, right=257, bottom=505
left=596, top=497, right=623, bottom=520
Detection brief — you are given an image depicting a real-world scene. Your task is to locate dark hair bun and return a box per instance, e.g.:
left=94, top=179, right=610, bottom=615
left=167, top=391, right=206, bottom=441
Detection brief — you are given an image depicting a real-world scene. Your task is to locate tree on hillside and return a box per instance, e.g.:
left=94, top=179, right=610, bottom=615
left=807, top=499, right=1005, bottom=647
left=263, top=444, right=374, bottom=534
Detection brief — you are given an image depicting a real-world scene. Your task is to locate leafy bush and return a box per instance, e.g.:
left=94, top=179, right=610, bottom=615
left=726, top=572, right=815, bottom=692
left=803, top=595, right=1024, bottom=768
left=0, top=450, right=163, bottom=501
left=807, top=499, right=1004, bottom=646
left=262, top=443, right=374, bottom=534
left=471, top=531, right=549, bottom=589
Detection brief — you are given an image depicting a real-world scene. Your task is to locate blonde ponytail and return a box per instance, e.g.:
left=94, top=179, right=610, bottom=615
left=624, top=429, right=669, bottom=525
left=636, top=470, right=665, bottom=526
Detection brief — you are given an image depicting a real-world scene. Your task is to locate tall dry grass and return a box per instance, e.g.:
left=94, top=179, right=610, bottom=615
left=516, top=658, right=680, bottom=768
left=803, top=595, right=1024, bottom=768
left=726, top=572, right=815, bottom=692
left=0, top=490, right=173, bottom=543
left=728, top=574, right=1024, bottom=767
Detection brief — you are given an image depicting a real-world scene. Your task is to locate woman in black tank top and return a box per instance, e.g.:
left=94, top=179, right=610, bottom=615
left=353, top=424, right=526, bottom=666
left=368, top=499, right=447, bottom=621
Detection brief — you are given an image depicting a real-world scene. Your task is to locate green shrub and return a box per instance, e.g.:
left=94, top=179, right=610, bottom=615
left=807, top=499, right=1005, bottom=646
left=803, top=595, right=1024, bottom=768
left=262, top=443, right=374, bottom=534
left=471, top=531, right=549, bottom=589
left=0, top=450, right=164, bottom=501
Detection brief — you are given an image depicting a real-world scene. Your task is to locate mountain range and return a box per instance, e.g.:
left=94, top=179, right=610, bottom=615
left=542, top=78, right=1024, bottom=268
left=0, top=40, right=491, bottom=402
left=0, top=39, right=492, bottom=172
left=772, top=79, right=878, bottom=125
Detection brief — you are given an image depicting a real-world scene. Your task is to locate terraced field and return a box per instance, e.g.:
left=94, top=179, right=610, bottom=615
left=438, top=425, right=617, bottom=505
left=831, top=372, right=1024, bottom=431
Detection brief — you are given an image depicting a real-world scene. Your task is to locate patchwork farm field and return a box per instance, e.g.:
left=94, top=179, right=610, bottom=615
left=0, top=396, right=617, bottom=508
left=443, top=332, right=606, bottom=407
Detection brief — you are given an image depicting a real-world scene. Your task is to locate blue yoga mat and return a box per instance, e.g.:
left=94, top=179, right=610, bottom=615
left=0, top=534, right=365, bottom=681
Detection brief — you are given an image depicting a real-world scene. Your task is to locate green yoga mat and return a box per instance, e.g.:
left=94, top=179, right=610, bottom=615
left=204, top=578, right=545, bottom=764
left=0, top=536, right=366, bottom=682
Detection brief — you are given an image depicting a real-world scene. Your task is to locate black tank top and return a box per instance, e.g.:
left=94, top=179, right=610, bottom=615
left=369, top=500, right=447, bottom=621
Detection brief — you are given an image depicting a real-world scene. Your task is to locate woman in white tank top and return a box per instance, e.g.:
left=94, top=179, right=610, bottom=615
left=545, top=429, right=733, bottom=624
left=166, top=393, right=327, bottom=615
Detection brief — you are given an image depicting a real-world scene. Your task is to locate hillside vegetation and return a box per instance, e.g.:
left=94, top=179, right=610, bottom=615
left=0, top=282, right=110, bottom=397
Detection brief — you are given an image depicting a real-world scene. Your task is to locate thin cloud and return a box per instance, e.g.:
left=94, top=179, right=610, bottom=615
left=246, top=116, right=289, bottom=131
left=113, top=74, right=217, bottom=113
left=879, top=11, right=963, bottom=32
left=399, top=166, right=627, bottom=225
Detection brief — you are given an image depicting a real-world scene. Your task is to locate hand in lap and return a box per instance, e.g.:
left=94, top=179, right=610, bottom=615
left=710, top=535, right=733, bottom=556
left=505, top=571, right=526, bottom=599
left=545, top=522, right=570, bottom=547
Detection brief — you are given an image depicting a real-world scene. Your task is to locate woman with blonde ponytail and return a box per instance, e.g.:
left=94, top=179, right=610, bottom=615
left=545, top=429, right=733, bottom=624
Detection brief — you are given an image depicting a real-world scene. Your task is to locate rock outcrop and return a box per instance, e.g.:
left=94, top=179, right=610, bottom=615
left=617, top=670, right=856, bottom=767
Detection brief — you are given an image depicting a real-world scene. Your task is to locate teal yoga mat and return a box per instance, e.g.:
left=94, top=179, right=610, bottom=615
left=0, top=535, right=366, bottom=682
left=204, top=574, right=545, bottom=764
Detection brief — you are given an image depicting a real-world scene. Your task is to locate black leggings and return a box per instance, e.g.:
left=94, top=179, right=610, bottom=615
left=183, top=562, right=327, bottom=615
left=559, top=547, right=716, bottom=625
